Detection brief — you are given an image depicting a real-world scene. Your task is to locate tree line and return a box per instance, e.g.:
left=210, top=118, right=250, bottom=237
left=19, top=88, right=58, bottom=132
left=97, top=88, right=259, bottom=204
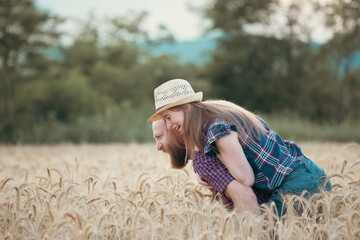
left=0, top=0, right=359, bottom=143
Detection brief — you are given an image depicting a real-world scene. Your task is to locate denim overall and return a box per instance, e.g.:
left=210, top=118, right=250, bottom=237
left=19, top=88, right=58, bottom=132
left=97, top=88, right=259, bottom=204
left=268, top=156, right=332, bottom=216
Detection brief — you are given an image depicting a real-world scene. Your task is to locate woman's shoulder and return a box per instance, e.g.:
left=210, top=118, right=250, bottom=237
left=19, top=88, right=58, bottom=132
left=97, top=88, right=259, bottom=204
left=203, top=117, right=238, bottom=136
left=202, top=117, right=238, bottom=154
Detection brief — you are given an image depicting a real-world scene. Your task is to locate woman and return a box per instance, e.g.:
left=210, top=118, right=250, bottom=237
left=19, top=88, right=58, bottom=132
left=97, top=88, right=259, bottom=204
left=165, top=127, right=271, bottom=211
left=148, top=79, right=332, bottom=215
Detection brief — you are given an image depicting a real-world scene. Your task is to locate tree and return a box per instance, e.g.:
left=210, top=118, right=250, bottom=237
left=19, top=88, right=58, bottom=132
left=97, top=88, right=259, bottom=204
left=0, top=0, right=61, bottom=118
left=200, top=0, right=352, bottom=121
left=61, top=21, right=100, bottom=75
left=16, top=69, right=111, bottom=121
left=202, top=0, right=276, bottom=35
left=0, top=3, right=200, bottom=142
left=201, top=0, right=314, bottom=113
left=320, top=0, right=360, bottom=120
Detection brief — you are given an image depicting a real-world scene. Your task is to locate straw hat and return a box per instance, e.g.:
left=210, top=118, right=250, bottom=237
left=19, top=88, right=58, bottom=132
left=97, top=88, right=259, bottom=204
left=147, top=79, right=203, bottom=122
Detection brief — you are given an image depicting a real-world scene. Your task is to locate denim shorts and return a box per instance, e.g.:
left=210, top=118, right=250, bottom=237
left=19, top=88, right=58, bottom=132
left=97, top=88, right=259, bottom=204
left=267, top=156, right=332, bottom=216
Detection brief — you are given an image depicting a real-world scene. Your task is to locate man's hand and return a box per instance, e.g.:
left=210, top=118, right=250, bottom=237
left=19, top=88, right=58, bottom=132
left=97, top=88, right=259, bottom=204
left=196, top=174, right=213, bottom=190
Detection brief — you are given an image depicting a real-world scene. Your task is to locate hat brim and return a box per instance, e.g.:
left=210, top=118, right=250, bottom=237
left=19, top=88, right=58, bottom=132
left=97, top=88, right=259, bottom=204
left=147, top=92, right=203, bottom=122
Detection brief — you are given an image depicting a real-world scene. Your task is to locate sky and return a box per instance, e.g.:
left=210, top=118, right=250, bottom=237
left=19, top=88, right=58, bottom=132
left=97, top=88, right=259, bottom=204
left=35, top=0, right=210, bottom=42
left=35, top=0, right=332, bottom=44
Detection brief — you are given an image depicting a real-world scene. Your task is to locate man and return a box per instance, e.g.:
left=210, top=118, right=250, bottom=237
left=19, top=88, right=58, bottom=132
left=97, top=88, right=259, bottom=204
left=152, top=119, right=167, bottom=152
left=152, top=119, right=270, bottom=211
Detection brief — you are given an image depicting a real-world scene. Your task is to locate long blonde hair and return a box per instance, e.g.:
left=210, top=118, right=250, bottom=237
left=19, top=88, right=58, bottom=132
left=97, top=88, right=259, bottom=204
left=172, top=100, right=267, bottom=158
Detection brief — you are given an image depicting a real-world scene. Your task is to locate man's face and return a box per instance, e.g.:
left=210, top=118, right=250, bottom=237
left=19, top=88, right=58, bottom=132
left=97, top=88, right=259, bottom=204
left=152, top=120, right=167, bottom=152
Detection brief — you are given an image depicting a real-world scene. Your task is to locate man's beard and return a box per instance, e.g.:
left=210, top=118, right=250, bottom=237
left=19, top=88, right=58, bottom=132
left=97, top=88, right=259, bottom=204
left=162, top=145, right=168, bottom=153
left=165, top=129, right=188, bottom=169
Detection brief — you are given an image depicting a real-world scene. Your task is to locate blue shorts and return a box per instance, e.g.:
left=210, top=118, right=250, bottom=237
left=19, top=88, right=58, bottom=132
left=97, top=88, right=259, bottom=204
left=268, top=156, right=332, bottom=216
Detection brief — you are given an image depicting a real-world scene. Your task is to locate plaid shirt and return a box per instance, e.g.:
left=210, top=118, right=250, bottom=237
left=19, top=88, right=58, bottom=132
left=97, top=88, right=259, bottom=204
left=193, top=151, right=271, bottom=210
left=201, top=117, right=303, bottom=191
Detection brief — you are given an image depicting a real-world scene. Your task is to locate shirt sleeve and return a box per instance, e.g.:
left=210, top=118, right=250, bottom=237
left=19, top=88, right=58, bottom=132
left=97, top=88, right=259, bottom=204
left=193, top=151, right=271, bottom=208
left=193, top=151, right=235, bottom=193
left=203, top=118, right=238, bottom=155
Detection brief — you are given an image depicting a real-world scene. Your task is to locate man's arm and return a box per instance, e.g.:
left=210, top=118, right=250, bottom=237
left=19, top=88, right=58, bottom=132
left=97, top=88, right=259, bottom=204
left=193, top=151, right=266, bottom=213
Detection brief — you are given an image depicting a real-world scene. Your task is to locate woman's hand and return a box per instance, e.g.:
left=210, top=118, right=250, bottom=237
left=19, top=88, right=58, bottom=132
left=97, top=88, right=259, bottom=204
left=195, top=174, right=213, bottom=190
left=225, top=180, right=259, bottom=214
left=215, top=130, right=255, bottom=186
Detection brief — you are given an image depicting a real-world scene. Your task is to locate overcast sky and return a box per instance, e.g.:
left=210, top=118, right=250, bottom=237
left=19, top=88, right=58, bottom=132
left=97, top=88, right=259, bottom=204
left=35, top=0, right=209, bottom=42
left=35, top=0, right=332, bottom=43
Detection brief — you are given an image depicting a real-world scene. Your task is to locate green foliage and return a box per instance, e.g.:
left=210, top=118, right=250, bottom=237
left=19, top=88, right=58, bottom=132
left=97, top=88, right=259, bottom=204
left=0, top=1, right=198, bottom=143
left=10, top=111, right=359, bottom=143
left=201, top=0, right=360, bottom=122
left=0, top=0, right=62, bottom=120
left=320, top=0, right=360, bottom=121
left=262, top=113, right=360, bottom=143
left=203, top=0, right=275, bottom=34
left=0, top=0, right=359, bottom=143
left=16, top=70, right=112, bottom=121
left=13, top=103, right=154, bottom=143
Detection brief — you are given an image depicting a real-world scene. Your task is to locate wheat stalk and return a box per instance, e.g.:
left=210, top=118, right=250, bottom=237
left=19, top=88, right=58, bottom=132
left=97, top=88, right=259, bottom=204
left=0, top=143, right=358, bottom=239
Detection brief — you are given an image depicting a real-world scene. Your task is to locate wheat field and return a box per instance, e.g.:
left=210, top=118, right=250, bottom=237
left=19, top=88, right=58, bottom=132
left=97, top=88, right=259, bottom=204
left=0, top=142, right=359, bottom=239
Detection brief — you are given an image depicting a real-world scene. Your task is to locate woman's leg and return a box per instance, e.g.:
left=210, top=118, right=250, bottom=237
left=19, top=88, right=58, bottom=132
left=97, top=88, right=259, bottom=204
left=268, top=156, right=332, bottom=216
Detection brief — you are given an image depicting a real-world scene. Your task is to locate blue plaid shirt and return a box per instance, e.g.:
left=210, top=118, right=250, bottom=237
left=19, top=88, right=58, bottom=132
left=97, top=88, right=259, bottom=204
left=200, top=117, right=303, bottom=191
left=193, top=151, right=271, bottom=210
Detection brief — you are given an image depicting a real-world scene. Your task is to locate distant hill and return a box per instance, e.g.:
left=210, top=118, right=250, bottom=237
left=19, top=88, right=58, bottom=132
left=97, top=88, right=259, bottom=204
left=45, top=37, right=218, bottom=66
left=339, top=51, right=360, bottom=75
left=148, top=37, right=218, bottom=66
left=149, top=38, right=360, bottom=71
left=46, top=37, right=360, bottom=70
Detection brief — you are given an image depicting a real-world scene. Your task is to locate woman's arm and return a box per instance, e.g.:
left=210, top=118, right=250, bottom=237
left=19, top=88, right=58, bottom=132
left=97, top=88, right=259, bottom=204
left=215, top=130, right=255, bottom=186
left=224, top=180, right=259, bottom=214
left=193, top=150, right=260, bottom=214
